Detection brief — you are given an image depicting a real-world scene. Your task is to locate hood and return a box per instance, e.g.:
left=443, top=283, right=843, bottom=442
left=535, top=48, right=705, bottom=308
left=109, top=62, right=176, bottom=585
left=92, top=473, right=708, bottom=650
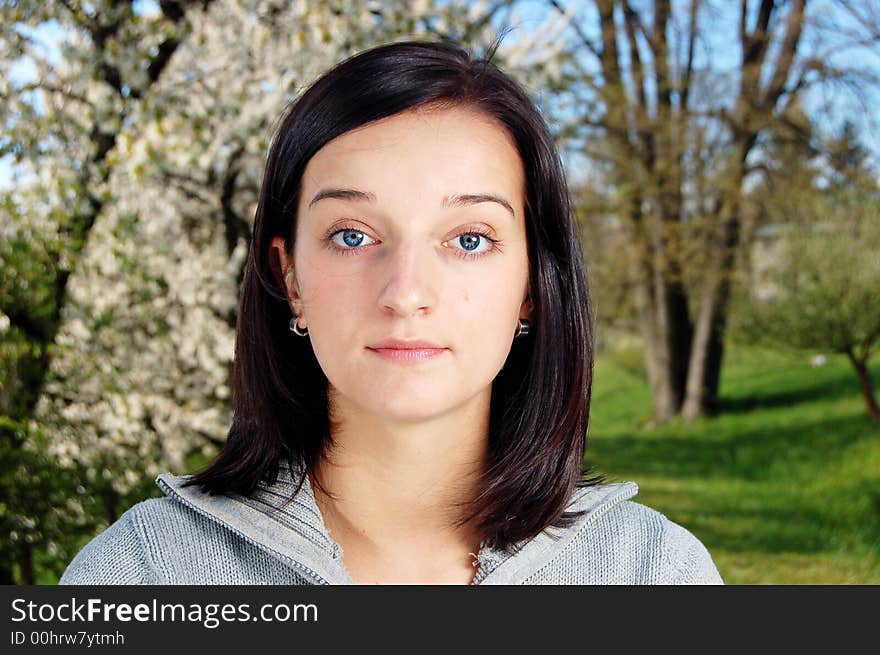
left=155, top=460, right=638, bottom=585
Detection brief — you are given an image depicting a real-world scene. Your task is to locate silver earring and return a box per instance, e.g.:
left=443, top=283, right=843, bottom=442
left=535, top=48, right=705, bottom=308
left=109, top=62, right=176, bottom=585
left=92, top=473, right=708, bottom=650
left=514, top=318, right=530, bottom=339
left=289, top=314, right=309, bottom=337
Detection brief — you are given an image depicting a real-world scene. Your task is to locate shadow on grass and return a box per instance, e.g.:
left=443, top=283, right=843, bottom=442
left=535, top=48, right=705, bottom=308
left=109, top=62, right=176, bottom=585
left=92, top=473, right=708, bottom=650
left=586, top=413, right=872, bottom=481
left=657, top=501, right=843, bottom=554
left=626, top=483, right=880, bottom=557
left=584, top=412, right=880, bottom=557
left=585, top=350, right=880, bottom=567
left=718, top=367, right=866, bottom=414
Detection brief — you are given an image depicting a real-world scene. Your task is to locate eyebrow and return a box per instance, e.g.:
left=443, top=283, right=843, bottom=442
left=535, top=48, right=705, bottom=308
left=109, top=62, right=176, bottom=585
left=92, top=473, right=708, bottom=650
left=308, top=187, right=515, bottom=218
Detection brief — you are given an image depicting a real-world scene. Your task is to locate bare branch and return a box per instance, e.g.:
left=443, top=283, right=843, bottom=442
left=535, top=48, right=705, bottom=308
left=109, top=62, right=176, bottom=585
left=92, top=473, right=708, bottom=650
left=5, top=80, right=93, bottom=108
left=761, top=0, right=807, bottom=112
left=622, top=2, right=648, bottom=112
left=680, top=0, right=699, bottom=111
left=547, top=0, right=601, bottom=57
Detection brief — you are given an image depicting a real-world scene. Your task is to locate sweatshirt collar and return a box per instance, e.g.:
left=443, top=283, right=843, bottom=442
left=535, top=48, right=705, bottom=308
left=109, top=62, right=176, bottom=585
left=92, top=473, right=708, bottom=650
left=156, top=461, right=638, bottom=585
left=156, top=460, right=352, bottom=584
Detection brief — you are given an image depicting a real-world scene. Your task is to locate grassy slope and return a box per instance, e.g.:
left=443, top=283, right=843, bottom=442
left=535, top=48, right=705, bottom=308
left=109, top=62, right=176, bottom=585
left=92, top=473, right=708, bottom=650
left=586, top=344, right=880, bottom=584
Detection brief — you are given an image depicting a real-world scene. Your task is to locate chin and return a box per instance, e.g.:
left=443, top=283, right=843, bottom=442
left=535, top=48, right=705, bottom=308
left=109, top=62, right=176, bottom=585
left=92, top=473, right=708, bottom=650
left=374, top=401, right=449, bottom=424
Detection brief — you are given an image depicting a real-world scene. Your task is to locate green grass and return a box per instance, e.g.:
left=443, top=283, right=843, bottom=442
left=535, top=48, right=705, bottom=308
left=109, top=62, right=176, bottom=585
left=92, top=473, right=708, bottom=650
left=586, top=343, right=880, bottom=584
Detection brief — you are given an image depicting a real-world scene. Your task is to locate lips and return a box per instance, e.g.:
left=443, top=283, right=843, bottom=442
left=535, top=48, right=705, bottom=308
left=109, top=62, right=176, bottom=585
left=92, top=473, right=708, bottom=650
left=366, top=337, right=448, bottom=365
left=367, top=337, right=446, bottom=350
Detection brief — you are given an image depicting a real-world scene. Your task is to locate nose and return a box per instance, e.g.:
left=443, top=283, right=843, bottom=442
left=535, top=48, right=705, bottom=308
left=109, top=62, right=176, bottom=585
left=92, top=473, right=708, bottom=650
left=377, top=240, right=438, bottom=318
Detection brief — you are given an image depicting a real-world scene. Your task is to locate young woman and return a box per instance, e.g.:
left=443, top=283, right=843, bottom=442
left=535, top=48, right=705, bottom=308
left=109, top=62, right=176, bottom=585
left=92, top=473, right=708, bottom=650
left=60, top=39, right=722, bottom=585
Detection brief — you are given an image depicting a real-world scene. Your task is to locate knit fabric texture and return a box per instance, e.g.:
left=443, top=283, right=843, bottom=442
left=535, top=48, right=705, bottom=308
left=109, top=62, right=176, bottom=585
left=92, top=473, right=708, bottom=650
left=60, top=461, right=723, bottom=585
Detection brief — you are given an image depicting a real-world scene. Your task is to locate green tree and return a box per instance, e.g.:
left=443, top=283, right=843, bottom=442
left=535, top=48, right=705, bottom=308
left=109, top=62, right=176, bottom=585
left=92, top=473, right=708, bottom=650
left=0, top=0, right=560, bottom=584
left=546, top=0, right=880, bottom=423
left=732, top=184, right=880, bottom=421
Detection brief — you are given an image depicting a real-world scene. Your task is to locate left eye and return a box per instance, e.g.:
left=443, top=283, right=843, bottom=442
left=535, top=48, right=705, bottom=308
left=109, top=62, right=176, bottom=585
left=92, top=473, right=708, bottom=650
left=330, top=229, right=374, bottom=249
left=452, top=232, right=492, bottom=253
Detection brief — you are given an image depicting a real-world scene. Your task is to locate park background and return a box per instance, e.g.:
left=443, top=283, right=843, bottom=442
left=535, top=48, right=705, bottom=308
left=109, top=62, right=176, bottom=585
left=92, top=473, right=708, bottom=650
left=1, top=0, right=878, bottom=584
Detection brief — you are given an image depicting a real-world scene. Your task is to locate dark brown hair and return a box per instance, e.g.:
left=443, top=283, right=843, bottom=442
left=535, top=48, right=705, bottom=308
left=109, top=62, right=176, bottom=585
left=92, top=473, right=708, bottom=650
left=185, top=38, right=604, bottom=553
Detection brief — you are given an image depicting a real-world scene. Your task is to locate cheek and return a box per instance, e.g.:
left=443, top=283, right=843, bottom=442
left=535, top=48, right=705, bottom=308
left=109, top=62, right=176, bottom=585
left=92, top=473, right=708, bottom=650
left=294, top=245, right=366, bottom=315
left=299, top=273, right=366, bottom=387
left=450, top=266, right=523, bottom=353
left=300, top=273, right=368, bottom=331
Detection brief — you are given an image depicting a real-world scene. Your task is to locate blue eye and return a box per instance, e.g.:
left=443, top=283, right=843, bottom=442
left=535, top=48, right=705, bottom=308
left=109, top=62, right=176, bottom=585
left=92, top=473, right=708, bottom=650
left=458, top=233, right=483, bottom=252
left=323, top=225, right=502, bottom=260
left=335, top=229, right=372, bottom=249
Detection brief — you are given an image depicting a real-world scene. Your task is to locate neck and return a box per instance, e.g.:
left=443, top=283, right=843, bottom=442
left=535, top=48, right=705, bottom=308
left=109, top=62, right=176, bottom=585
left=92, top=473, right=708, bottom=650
left=309, top=386, right=491, bottom=565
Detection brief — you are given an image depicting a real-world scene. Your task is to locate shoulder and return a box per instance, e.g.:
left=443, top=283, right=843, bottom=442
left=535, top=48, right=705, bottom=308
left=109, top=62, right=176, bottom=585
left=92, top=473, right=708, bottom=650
left=59, top=498, right=172, bottom=584
left=532, top=490, right=723, bottom=585
left=60, top=496, right=234, bottom=584
left=647, top=505, right=724, bottom=584
left=580, top=498, right=724, bottom=584
left=60, top=494, right=311, bottom=585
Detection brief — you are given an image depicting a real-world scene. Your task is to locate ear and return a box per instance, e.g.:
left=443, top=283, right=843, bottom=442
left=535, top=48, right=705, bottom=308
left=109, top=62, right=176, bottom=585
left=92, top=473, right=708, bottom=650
left=519, top=284, right=533, bottom=322
left=269, top=236, right=301, bottom=307
left=519, top=280, right=535, bottom=322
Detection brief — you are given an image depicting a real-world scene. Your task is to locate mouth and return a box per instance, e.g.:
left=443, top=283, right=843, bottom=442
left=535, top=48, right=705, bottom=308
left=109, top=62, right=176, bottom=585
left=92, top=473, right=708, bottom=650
left=366, top=347, right=448, bottom=364
left=367, top=337, right=445, bottom=350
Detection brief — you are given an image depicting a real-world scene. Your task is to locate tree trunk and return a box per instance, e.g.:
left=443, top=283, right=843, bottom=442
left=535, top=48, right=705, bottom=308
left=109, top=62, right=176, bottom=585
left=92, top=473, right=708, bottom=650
left=667, top=275, right=693, bottom=413
left=846, top=350, right=880, bottom=421
left=585, top=0, right=807, bottom=425
left=689, top=251, right=736, bottom=417
left=0, top=3, right=207, bottom=585
left=624, top=200, right=693, bottom=424
left=631, top=271, right=692, bottom=424
left=633, top=270, right=670, bottom=422
left=102, top=487, right=120, bottom=526
left=640, top=291, right=676, bottom=423
left=683, top=198, right=741, bottom=420
left=0, top=562, right=14, bottom=585
left=702, top=319, right=725, bottom=414
left=683, top=268, right=718, bottom=420
left=18, top=543, right=33, bottom=585
left=681, top=0, right=805, bottom=421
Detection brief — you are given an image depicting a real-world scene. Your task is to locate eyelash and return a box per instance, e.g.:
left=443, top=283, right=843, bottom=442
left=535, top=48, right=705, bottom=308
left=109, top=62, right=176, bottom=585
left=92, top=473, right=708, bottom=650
left=322, top=223, right=503, bottom=261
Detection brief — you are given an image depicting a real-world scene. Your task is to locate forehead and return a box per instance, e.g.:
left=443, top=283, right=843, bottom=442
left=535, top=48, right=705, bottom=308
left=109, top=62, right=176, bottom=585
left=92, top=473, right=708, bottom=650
left=299, top=105, right=525, bottom=216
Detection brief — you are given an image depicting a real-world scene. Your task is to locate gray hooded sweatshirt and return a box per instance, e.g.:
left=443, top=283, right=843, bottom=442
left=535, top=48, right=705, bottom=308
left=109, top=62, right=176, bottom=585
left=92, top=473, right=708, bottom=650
left=59, top=460, right=723, bottom=585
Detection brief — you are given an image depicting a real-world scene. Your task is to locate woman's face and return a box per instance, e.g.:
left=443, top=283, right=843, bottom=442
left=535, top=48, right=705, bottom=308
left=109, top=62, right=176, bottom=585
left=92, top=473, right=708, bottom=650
left=272, top=104, right=532, bottom=424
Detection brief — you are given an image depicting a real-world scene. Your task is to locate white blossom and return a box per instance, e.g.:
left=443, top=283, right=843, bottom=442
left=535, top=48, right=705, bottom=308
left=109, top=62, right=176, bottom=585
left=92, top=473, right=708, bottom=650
left=5, top=0, right=570, bottom=505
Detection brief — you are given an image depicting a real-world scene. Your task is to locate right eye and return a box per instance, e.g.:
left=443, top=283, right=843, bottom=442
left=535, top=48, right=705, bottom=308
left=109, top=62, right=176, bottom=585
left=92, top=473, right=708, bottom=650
left=324, top=226, right=377, bottom=256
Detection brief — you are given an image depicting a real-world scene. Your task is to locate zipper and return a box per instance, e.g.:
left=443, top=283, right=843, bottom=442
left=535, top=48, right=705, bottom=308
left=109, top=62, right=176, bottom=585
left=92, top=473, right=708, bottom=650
left=471, top=549, right=514, bottom=585
left=156, top=477, right=332, bottom=585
